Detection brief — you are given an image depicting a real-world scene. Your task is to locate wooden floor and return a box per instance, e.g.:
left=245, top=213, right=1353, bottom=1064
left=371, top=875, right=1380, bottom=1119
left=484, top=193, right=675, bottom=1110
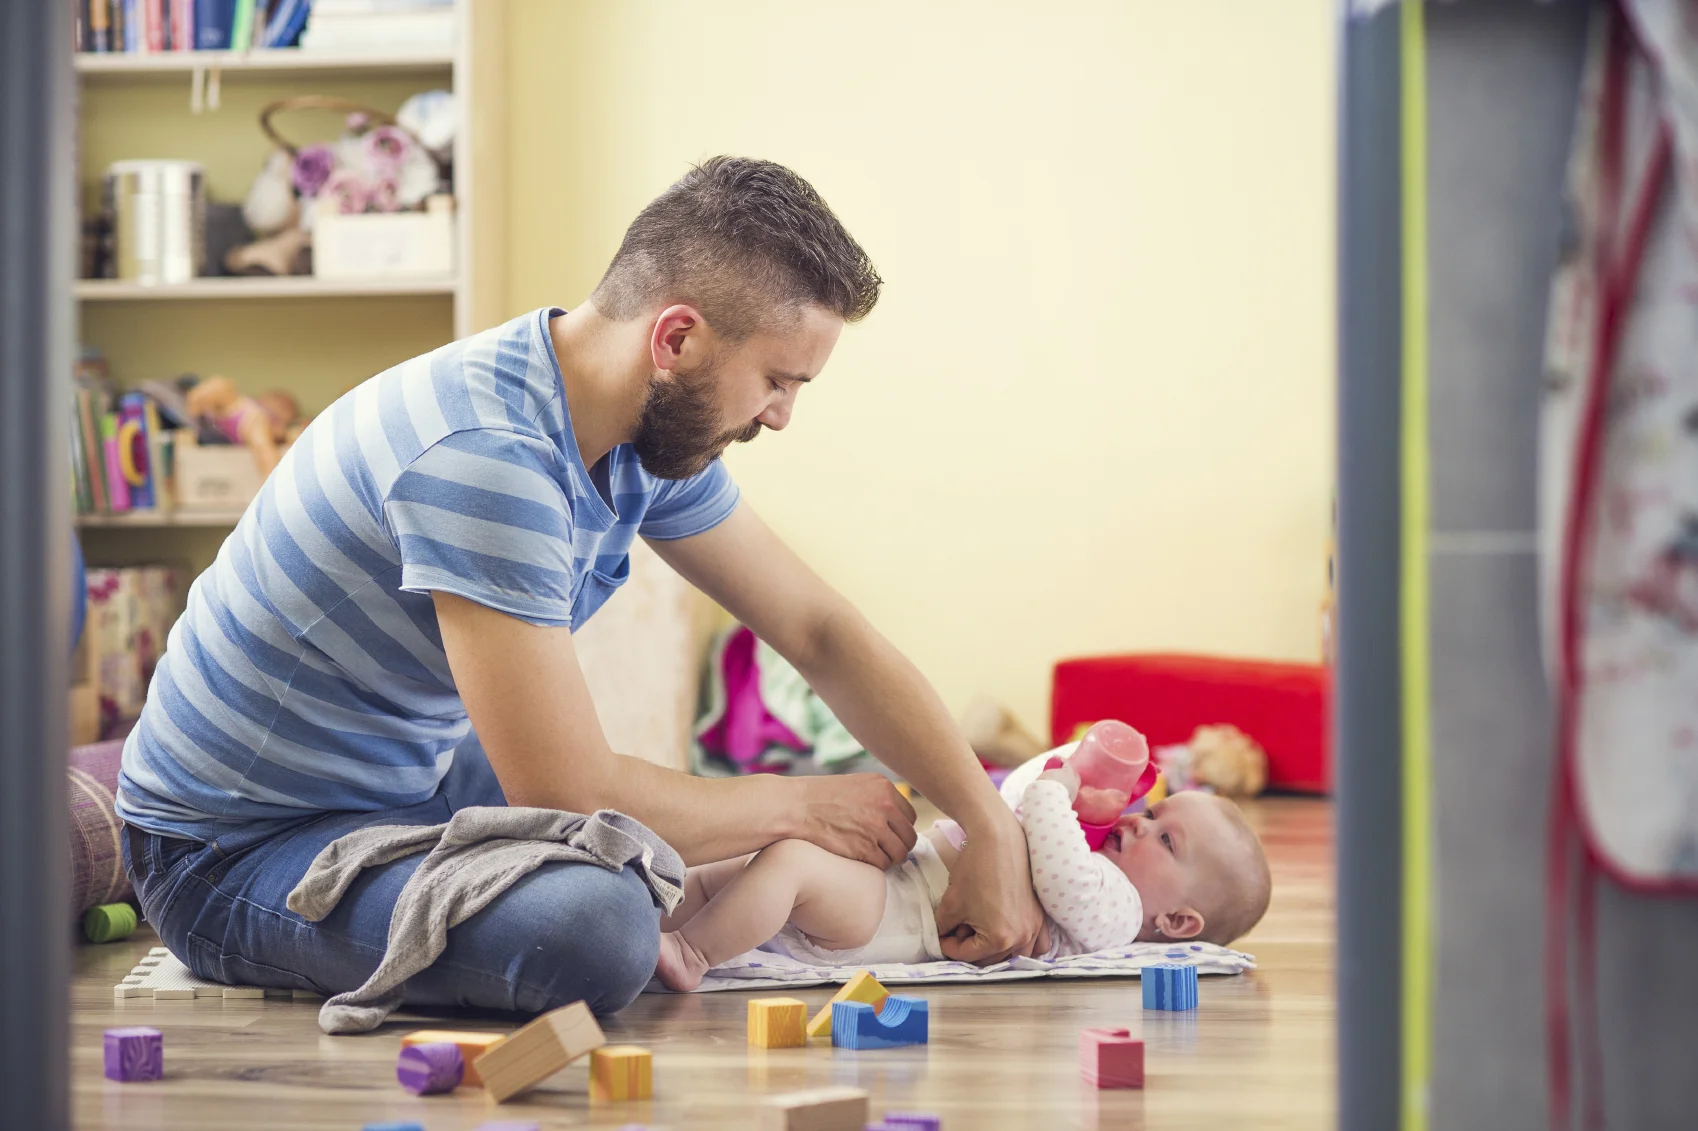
left=71, top=798, right=1334, bottom=1130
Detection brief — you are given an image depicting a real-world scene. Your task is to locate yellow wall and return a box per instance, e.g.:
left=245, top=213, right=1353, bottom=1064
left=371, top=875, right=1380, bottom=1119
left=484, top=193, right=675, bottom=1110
left=504, top=1, right=1337, bottom=734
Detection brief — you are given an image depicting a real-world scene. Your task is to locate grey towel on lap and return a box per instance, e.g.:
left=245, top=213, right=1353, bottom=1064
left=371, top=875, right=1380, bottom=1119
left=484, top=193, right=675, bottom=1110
left=285, top=806, right=684, bottom=1034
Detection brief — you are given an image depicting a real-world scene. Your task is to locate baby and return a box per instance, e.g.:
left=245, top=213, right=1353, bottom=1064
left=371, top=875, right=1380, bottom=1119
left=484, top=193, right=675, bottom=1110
left=654, top=745, right=1273, bottom=991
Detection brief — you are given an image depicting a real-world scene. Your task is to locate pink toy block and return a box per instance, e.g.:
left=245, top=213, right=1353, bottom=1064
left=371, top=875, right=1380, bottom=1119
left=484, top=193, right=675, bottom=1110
left=1079, top=1027, right=1143, bottom=1089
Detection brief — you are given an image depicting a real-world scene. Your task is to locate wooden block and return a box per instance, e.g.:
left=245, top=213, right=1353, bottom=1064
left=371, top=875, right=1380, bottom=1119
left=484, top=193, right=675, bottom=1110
left=1079, top=1027, right=1144, bottom=1088
left=589, top=1044, right=652, bottom=1101
left=806, top=970, right=888, bottom=1039
left=747, top=997, right=808, bottom=1049
left=402, top=1029, right=507, bottom=1088
left=473, top=1001, right=605, bottom=1103
left=758, top=1085, right=869, bottom=1131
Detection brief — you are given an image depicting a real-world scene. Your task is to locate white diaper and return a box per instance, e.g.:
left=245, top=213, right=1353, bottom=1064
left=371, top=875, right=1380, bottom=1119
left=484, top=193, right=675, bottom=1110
left=762, top=837, right=951, bottom=967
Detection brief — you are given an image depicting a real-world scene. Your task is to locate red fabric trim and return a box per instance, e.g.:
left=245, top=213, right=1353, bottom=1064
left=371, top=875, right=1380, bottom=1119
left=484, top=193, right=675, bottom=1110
left=1548, top=11, right=1682, bottom=1128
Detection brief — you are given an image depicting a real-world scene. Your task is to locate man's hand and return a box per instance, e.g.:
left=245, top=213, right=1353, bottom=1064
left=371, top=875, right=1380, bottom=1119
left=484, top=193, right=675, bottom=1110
left=792, top=774, right=917, bottom=868
left=935, top=817, right=1045, bottom=964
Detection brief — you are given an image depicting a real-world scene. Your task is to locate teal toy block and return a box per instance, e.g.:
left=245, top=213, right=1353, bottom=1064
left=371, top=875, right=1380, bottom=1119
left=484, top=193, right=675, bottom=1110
left=831, top=995, right=928, bottom=1049
left=1142, top=962, right=1198, bottom=1010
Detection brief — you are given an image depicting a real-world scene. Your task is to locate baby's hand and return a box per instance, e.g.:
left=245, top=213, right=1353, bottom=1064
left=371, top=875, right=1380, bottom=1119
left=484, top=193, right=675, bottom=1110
left=1038, top=764, right=1082, bottom=800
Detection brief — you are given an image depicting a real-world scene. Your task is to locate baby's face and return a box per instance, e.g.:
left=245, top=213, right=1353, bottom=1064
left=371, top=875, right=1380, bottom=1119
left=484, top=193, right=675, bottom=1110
left=1096, top=791, right=1237, bottom=925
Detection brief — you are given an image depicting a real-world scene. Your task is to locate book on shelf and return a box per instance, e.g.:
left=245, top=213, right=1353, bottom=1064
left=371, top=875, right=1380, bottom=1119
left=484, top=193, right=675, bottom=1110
left=78, top=0, right=304, bottom=54
left=72, top=357, right=189, bottom=520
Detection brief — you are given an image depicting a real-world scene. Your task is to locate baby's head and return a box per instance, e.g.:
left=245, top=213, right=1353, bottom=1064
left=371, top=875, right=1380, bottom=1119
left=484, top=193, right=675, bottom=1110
left=1098, top=791, right=1271, bottom=945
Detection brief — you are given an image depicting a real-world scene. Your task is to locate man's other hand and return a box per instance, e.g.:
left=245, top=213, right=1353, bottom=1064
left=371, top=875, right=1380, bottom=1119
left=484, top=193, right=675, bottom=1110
left=794, top=773, right=917, bottom=868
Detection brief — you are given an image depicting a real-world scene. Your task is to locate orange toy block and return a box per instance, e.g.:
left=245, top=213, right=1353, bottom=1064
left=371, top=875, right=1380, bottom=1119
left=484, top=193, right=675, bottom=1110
left=589, top=1045, right=652, bottom=1101
left=758, top=1085, right=870, bottom=1131
left=400, top=1030, right=506, bottom=1088
left=806, top=971, right=888, bottom=1039
left=473, top=1001, right=606, bottom=1103
left=747, top=997, right=808, bottom=1049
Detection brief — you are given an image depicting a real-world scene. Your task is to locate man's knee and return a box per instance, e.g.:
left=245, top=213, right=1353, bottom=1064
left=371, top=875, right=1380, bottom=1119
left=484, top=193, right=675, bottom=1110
left=504, top=863, right=662, bottom=1015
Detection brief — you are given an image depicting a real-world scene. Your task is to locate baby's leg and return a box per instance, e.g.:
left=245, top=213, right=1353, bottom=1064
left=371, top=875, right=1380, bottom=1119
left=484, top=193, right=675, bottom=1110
left=655, top=840, right=887, bottom=992
left=660, top=854, right=753, bottom=933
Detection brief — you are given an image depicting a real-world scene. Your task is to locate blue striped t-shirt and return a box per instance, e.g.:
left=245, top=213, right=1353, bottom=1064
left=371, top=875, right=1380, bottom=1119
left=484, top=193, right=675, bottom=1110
left=116, top=307, right=740, bottom=840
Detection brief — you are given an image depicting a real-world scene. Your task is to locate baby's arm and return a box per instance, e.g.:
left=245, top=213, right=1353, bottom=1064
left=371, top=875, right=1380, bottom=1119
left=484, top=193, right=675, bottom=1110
left=1020, top=773, right=1143, bottom=953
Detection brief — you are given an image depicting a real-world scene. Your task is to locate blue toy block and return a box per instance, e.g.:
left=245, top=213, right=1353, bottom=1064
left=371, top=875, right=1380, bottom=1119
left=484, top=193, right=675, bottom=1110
left=1142, top=962, right=1198, bottom=1011
left=362, top=1124, right=424, bottom=1131
left=831, top=995, right=928, bottom=1049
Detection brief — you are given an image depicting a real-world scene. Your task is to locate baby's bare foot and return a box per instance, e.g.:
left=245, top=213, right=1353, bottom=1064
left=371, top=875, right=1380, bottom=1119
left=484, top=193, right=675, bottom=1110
left=655, top=931, right=711, bottom=993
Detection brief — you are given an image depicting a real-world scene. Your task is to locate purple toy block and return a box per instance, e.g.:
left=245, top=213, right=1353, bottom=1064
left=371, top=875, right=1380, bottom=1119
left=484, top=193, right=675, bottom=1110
left=103, top=1026, right=163, bottom=1082
left=396, top=1040, right=464, bottom=1095
left=879, top=1116, right=942, bottom=1131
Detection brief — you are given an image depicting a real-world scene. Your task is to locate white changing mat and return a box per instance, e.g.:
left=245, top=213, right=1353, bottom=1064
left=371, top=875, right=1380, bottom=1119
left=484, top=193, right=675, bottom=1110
left=646, top=940, right=1255, bottom=994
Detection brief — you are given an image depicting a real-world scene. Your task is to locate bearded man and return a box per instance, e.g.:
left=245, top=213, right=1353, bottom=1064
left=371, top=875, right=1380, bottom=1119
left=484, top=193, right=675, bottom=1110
left=116, top=157, right=1043, bottom=1013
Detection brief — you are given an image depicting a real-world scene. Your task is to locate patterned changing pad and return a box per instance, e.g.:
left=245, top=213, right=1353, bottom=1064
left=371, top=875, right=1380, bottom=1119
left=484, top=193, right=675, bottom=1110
left=646, top=940, right=1255, bottom=994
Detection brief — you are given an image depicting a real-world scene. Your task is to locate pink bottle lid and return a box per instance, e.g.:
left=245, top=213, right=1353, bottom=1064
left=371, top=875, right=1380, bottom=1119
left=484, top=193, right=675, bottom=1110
left=1045, top=721, right=1157, bottom=848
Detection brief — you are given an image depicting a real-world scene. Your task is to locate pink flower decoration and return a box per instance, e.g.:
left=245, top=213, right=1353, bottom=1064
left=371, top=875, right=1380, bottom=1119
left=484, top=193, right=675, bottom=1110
left=362, top=125, right=413, bottom=176
left=319, top=169, right=370, bottom=215
left=291, top=144, right=335, bottom=197
left=367, top=176, right=401, bottom=213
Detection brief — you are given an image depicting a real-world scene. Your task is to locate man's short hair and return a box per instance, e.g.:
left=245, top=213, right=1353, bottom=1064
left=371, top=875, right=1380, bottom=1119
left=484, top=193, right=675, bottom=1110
left=590, top=156, right=882, bottom=341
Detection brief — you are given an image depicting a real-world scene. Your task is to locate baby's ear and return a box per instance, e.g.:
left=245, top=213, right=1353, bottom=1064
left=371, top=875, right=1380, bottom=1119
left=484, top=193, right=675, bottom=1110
left=1156, top=908, right=1205, bottom=941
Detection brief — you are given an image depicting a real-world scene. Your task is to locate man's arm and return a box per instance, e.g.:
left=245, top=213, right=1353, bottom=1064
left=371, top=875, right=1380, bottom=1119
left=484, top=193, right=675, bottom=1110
left=432, top=591, right=915, bottom=867
left=647, top=503, right=1046, bottom=963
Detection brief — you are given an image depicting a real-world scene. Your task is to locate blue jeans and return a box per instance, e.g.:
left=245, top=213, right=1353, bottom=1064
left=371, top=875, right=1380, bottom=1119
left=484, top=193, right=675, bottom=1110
left=122, top=737, right=661, bottom=1016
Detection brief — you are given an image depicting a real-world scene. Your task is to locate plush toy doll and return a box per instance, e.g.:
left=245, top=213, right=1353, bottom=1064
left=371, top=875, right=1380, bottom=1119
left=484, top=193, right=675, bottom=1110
left=184, top=376, right=295, bottom=476
left=1159, top=724, right=1269, bottom=799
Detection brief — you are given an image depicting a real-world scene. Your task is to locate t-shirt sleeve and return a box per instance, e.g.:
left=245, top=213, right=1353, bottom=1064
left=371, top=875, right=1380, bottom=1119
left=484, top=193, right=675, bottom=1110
left=637, top=457, right=741, bottom=540
left=383, top=429, right=578, bottom=627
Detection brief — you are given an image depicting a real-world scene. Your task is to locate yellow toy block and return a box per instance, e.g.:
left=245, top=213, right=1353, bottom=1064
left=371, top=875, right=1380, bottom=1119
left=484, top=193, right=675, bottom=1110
left=400, top=1029, right=506, bottom=1087
left=589, top=1044, right=652, bottom=1101
left=747, top=997, right=808, bottom=1049
left=805, top=971, right=888, bottom=1039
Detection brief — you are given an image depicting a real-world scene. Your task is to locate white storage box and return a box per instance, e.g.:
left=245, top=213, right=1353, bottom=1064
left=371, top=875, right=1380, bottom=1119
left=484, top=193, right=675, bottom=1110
left=313, top=195, right=455, bottom=281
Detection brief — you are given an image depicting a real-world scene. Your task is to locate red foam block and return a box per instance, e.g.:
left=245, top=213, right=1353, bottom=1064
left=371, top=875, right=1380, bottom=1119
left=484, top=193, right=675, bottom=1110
left=1080, top=1027, right=1144, bottom=1089
left=1051, top=652, right=1332, bottom=794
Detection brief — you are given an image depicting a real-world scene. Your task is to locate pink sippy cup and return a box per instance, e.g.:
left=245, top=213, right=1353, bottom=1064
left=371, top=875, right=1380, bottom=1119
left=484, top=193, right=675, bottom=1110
left=1044, top=720, right=1157, bottom=850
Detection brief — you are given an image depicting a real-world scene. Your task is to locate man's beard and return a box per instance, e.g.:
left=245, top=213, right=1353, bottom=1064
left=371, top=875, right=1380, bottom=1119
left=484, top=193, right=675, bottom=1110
left=630, top=354, right=762, bottom=481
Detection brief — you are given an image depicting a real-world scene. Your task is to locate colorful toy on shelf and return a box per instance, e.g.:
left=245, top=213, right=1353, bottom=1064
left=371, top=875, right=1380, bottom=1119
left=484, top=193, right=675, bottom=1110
left=1079, top=1027, right=1145, bottom=1088
left=473, top=1000, right=605, bottom=1103
left=758, top=1085, right=869, bottom=1131
left=806, top=970, right=888, bottom=1038
left=184, top=375, right=298, bottom=476
left=1142, top=963, right=1199, bottom=1011
left=396, top=1040, right=463, bottom=1095
left=400, top=1029, right=505, bottom=1087
left=103, top=1026, right=163, bottom=1082
left=747, top=997, right=808, bottom=1048
left=831, top=996, right=928, bottom=1050
left=589, top=1045, right=653, bottom=1101
left=1046, top=720, right=1158, bottom=848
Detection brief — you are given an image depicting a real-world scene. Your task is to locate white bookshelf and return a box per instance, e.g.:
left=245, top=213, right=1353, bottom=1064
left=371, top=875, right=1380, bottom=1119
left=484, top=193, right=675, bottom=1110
left=76, top=276, right=457, bottom=301
left=75, top=48, right=453, bottom=79
left=76, top=509, right=247, bottom=528
left=73, top=0, right=506, bottom=543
